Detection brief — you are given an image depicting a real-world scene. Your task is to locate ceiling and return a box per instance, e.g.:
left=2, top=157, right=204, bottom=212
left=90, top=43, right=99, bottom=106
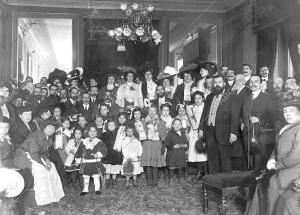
left=4, top=0, right=244, bottom=13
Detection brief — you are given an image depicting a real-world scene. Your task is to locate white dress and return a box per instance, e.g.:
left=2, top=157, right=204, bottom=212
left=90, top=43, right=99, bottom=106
left=114, top=137, right=143, bottom=175
left=187, top=104, right=207, bottom=162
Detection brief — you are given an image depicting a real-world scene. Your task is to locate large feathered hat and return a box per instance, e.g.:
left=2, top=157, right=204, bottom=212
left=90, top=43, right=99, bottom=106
left=279, top=91, right=300, bottom=108
left=121, top=66, right=137, bottom=77
left=48, top=68, right=67, bottom=85
left=66, top=67, right=83, bottom=82
left=156, top=66, right=178, bottom=85
left=178, top=62, right=198, bottom=79
left=199, top=61, right=217, bottom=76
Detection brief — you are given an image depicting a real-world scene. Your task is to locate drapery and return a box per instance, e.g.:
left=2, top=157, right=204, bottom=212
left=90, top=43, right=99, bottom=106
left=257, top=26, right=278, bottom=77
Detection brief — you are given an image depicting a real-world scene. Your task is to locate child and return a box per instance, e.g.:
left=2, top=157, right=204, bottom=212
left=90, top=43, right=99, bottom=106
left=52, top=105, right=63, bottom=123
left=114, top=125, right=143, bottom=189
left=102, top=120, right=123, bottom=188
left=94, top=115, right=105, bottom=139
left=115, top=112, right=128, bottom=145
left=131, top=107, right=147, bottom=141
left=186, top=91, right=207, bottom=181
left=175, top=104, right=191, bottom=133
left=99, top=104, right=109, bottom=128
left=56, top=117, right=72, bottom=164
left=165, top=119, right=189, bottom=186
left=160, top=103, right=173, bottom=131
left=141, top=106, right=167, bottom=187
left=65, top=127, right=83, bottom=189
left=77, top=115, right=88, bottom=138
left=75, top=126, right=107, bottom=195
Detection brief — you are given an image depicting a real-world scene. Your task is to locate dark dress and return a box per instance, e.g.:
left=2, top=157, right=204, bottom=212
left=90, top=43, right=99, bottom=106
left=165, top=129, right=189, bottom=168
left=102, top=130, right=123, bottom=165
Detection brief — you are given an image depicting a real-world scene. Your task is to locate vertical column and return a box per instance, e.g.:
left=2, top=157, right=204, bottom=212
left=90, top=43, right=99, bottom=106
left=160, top=16, right=169, bottom=71
left=0, top=4, right=4, bottom=80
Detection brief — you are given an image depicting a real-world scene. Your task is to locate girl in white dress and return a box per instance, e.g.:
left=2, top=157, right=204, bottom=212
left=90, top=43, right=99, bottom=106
left=186, top=91, right=207, bottom=181
left=114, top=125, right=143, bottom=189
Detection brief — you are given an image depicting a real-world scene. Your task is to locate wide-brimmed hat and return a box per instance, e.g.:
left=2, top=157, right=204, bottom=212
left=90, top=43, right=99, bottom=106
left=17, top=105, right=33, bottom=115
left=106, top=68, right=122, bottom=79
left=178, top=62, right=198, bottom=79
left=121, top=66, right=136, bottom=77
left=123, top=158, right=134, bottom=176
left=66, top=67, right=83, bottom=82
left=279, top=91, right=300, bottom=108
left=0, top=168, right=25, bottom=198
left=199, top=61, right=217, bottom=76
left=156, top=66, right=178, bottom=85
left=48, top=68, right=67, bottom=85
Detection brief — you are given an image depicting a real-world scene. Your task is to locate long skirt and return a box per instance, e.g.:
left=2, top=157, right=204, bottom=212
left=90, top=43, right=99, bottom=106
left=31, top=160, right=64, bottom=206
left=141, top=140, right=166, bottom=167
left=188, top=130, right=207, bottom=162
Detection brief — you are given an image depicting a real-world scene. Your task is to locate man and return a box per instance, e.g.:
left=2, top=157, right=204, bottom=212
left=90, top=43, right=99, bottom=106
left=102, top=90, right=120, bottom=118
left=40, top=77, right=48, bottom=87
left=63, top=87, right=80, bottom=119
left=273, top=77, right=284, bottom=93
left=89, top=86, right=99, bottom=104
left=98, top=72, right=119, bottom=104
left=0, top=81, right=17, bottom=125
left=59, top=88, right=68, bottom=103
left=242, top=75, right=278, bottom=170
left=152, top=85, right=176, bottom=117
left=242, top=64, right=253, bottom=87
left=78, top=92, right=97, bottom=123
left=285, top=77, right=298, bottom=91
left=230, top=74, right=252, bottom=170
left=259, top=66, right=276, bottom=96
left=199, top=75, right=239, bottom=173
left=225, top=69, right=235, bottom=91
left=173, top=65, right=196, bottom=105
left=140, top=67, right=157, bottom=105
left=33, top=87, right=42, bottom=104
left=220, top=65, right=229, bottom=76
left=10, top=105, right=37, bottom=145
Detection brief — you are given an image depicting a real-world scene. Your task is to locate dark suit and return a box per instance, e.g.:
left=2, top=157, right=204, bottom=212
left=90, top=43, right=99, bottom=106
left=230, top=87, right=252, bottom=170
left=78, top=102, right=98, bottom=123
left=225, top=80, right=235, bottom=91
left=106, top=103, right=120, bottom=118
left=242, top=91, right=278, bottom=170
left=152, top=97, right=176, bottom=117
left=199, top=90, right=239, bottom=173
left=63, top=99, right=80, bottom=117
left=173, top=82, right=196, bottom=105
left=263, top=78, right=276, bottom=98
left=10, top=120, right=37, bottom=145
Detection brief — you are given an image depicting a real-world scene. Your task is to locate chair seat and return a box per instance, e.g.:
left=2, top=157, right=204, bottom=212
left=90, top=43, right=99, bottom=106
left=202, top=171, right=253, bottom=189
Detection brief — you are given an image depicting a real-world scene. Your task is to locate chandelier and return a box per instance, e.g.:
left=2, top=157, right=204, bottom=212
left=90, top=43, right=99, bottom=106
left=108, top=3, right=162, bottom=45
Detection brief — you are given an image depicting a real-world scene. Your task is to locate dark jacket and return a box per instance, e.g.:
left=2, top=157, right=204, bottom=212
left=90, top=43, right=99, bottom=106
left=152, top=97, right=176, bottom=117
left=10, top=120, right=37, bottom=145
left=102, top=130, right=123, bottom=165
left=173, top=82, right=197, bottom=104
left=78, top=102, right=98, bottom=123
left=63, top=99, right=80, bottom=117
left=199, top=90, right=239, bottom=145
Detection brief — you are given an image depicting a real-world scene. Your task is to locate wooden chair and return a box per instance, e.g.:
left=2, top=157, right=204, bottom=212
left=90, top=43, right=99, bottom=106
left=202, top=171, right=252, bottom=215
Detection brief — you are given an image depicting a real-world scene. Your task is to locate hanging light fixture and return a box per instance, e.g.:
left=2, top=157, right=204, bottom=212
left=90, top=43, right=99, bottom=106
left=108, top=2, right=162, bottom=45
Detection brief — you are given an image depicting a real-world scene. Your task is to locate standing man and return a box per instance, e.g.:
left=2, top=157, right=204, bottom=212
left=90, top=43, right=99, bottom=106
left=199, top=75, right=239, bottom=173
left=63, top=87, right=80, bottom=121
left=225, top=69, right=235, bottom=91
left=259, top=66, right=276, bottom=97
left=242, top=75, right=278, bottom=170
left=242, top=64, right=253, bottom=87
left=152, top=85, right=176, bottom=117
left=173, top=63, right=197, bottom=105
left=78, top=93, right=98, bottom=123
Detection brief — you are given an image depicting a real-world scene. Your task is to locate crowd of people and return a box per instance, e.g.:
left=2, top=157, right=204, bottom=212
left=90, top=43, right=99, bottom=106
left=0, top=61, right=300, bottom=214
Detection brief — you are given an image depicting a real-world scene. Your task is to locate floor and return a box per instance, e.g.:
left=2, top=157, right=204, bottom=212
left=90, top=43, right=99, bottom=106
left=25, top=176, right=244, bottom=215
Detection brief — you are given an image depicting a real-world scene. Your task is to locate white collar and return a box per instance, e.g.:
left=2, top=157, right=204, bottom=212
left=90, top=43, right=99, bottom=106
left=252, top=89, right=261, bottom=99
left=245, top=75, right=251, bottom=81
left=237, top=86, right=245, bottom=94
left=146, top=80, right=154, bottom=84
left=184, top=81, right=193, bottom=86
left=83, top=137, right=100, bottom=150
left=159, top=97, right=165, bottom=101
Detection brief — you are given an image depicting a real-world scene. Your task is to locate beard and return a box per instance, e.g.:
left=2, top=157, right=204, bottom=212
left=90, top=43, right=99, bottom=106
left=213, top=86, right=224, bottom=95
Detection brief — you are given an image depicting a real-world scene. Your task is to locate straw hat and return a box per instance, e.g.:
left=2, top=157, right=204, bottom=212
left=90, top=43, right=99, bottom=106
left=0, top=168, right=25, bottom=198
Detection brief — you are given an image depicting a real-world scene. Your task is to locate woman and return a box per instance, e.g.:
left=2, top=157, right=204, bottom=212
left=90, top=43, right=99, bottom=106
left=156, top=66, right=178, bottom=99
left=98, top=70, right=120, bottom=104
left=245, top=92, right=300, bottom=215
left=116, top=67, right=143, bottom=112
left=186, top=91, right=207, bottom=181
left=14, top=119, right=65, bottom=206
left=193, top=62, right=217, bottom=93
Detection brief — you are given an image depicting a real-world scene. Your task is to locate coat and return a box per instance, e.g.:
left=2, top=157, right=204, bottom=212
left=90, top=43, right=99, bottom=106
left=78, top=102, right=98, bottom=123
left=10, top=120, right=37, bottom=145
left=199, top=90, right=239, bottom=145
left=173, top=82, right=197, bottom=104
left=0, top=102, right=17, bottom=126
left=102, top=130, right=123, bottom=165
left=151, top=97, right=176, bottom=117
left=63, top=99, right=80, bottom=117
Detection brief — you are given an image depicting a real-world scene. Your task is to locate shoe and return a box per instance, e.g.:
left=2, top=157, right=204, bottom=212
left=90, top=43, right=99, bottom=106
left=80, top=191, right=88, bottom=196
left=95, top=190, right=101, bottom=195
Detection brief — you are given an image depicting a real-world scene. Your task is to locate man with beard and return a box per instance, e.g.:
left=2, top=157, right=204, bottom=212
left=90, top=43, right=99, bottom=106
left=103, top=90, right=120, bottom=118
left=0, top=81, right=17, bottom=125
left=273, top=77, right=284, bottom=93
left=78, top=92, right=98, bottom=123
left=152, top=85, right=176, bottom=117
left=242, top=64, right=253, bottom=87
left=199, top=75, right=239, bottom=173
left=225, top=69, right=235, bottom=91
left=33, top=86, right=42, bottom=104
left=259, top=66, right=276, bottom=97
left=63, top=87, right=80, bottom=121
left=242, top=75, right=278, bottom=170
left=89, top=86, right=99, bottom=104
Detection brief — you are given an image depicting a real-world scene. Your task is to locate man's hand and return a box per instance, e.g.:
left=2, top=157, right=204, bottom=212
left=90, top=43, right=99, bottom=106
left=229, top=133, right=237, bottom=144
left=199, top=130, right=204, bottom=138
left=266, top=159, right=276, bottom=170
left=249, top=116, right=260, bottom=124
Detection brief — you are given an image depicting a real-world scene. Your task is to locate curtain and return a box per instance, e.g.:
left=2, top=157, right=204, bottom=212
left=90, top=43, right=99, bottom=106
left=257, top=26, right=278, bottom=77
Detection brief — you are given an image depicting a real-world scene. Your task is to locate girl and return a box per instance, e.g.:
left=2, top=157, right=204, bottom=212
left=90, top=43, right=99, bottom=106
left=77, top=115, right=88, bottom=138
left=115, top=112, right=128, bottom=147
left=131, top=107, right=147, bottom=141
left=99, top=103, right=110, bottom=128
left=65, top=127, right=83, bottom=189
left=102, top=120, right=123, bottom=188
left=94, top=115, right=105, bottom=139
left=56, top=117, right=72, bottom=165
left=141, top=106, right=167, bottom=187
left=186, top=91, right=207, bottom=181
left=175, top=104, right=191, bottom=134
left=114, top=125, right=143, bottom=189
left=75, top=126, right=107, bottom=195
left=52, top=105, right=63, bottom=124
left=165, top=119, right=189, bottom=186
left=160, top=103, right=173, bottom=131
